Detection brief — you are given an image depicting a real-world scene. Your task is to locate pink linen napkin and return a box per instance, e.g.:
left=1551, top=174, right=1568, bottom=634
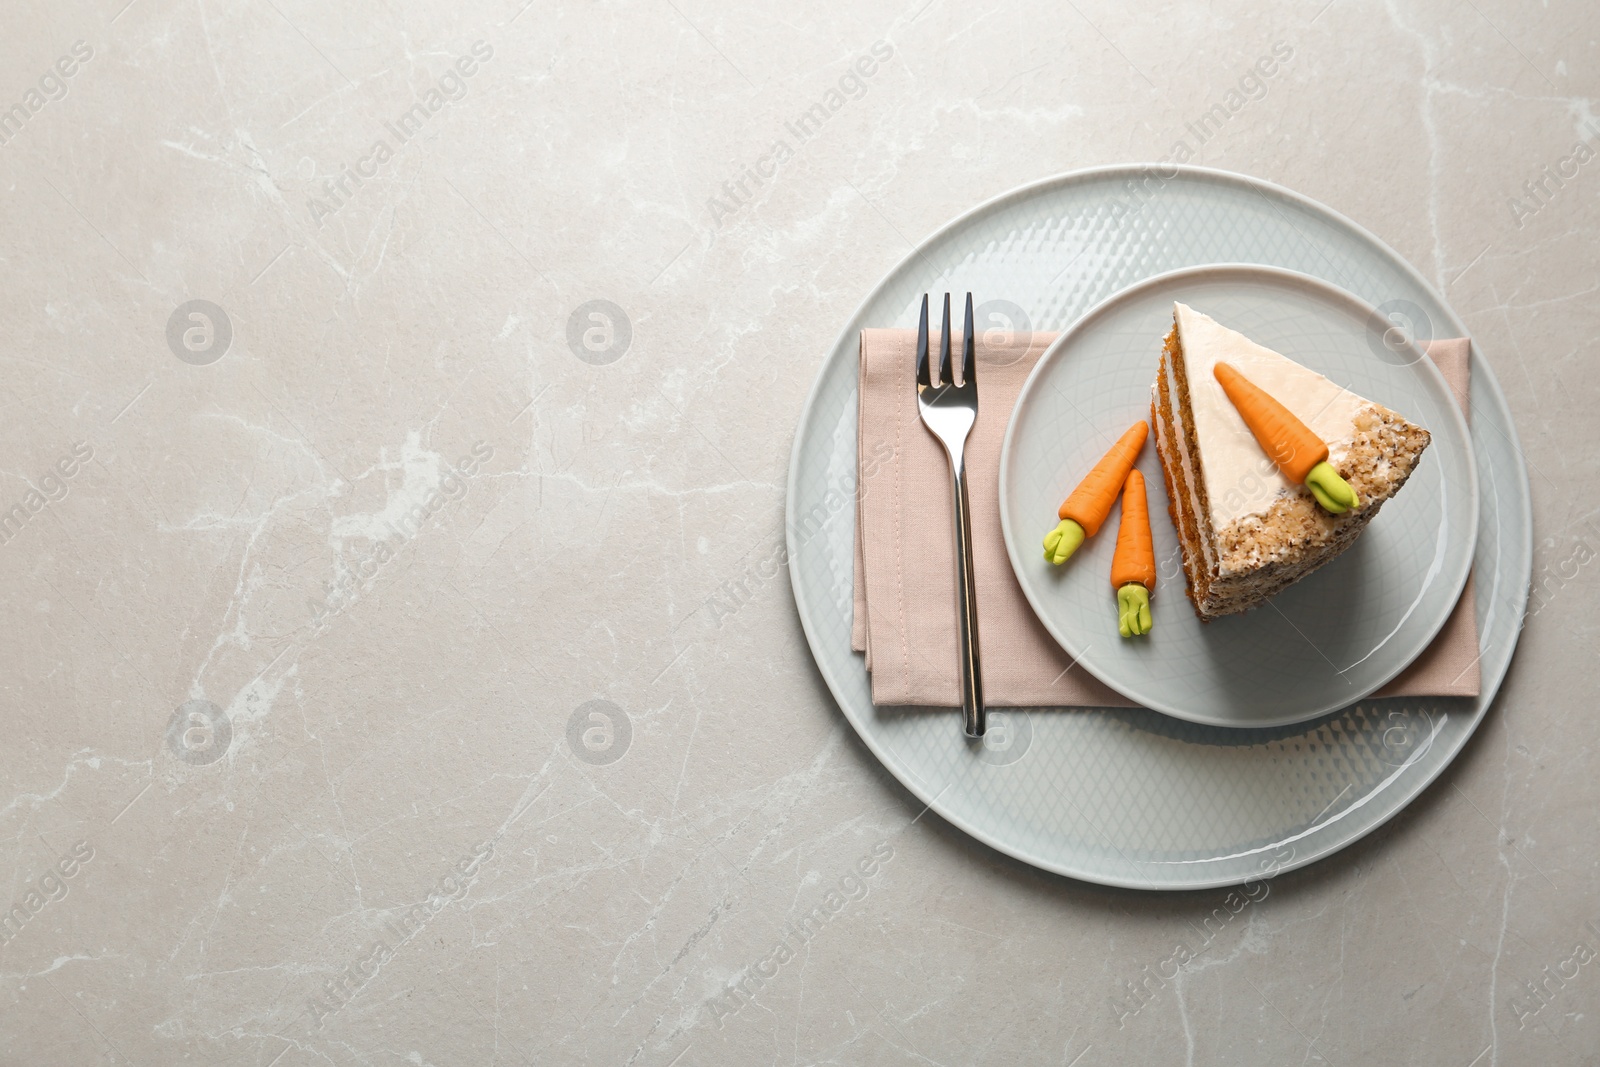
left=851, top=331, right=1480, bottom=707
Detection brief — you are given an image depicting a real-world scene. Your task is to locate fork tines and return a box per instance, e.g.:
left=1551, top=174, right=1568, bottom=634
left=916, top=292, right=977, bottom=388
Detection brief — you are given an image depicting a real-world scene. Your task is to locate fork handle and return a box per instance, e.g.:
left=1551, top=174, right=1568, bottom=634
left=949, top=454, right=986, bottom=737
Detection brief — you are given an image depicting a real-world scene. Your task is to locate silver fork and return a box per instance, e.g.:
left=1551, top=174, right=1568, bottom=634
left=916, top=292, right=985, bottom=738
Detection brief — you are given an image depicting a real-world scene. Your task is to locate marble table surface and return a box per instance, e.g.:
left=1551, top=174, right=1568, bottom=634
left=1, top=0, right=1596, bottom=1063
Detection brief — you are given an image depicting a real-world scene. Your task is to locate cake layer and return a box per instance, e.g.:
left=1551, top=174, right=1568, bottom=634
left=1151, top=343, right=1210, bottom=611
left=1159, top=331, right=1215, bottom=576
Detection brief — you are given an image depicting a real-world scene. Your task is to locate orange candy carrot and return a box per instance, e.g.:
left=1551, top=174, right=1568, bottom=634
left=1110, top=470, right=1156, bottom=591
left=1057, top=421, right=1148, bottom=535
left=1110, top=470, right=1155, bottom=637
left=1212, top=362, right=1327, bottom=484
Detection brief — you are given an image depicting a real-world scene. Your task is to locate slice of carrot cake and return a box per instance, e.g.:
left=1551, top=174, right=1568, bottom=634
left=1151, top=302, right=1431, bottom=620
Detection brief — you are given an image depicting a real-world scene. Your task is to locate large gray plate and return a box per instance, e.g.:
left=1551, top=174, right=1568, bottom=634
left=784, top=165, right=1531, bottom=890
left=999, top=265, right=1477, bottom=727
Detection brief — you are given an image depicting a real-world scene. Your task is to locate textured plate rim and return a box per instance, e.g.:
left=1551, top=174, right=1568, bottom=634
left=996, top=263, right=1480, bottom=727
left=783, top=163, right=1533, bottom=890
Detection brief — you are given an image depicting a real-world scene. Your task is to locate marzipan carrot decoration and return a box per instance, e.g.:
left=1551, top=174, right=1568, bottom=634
left=1110, top=470, right=1155, bottom=637
left=1043, top=420, right=1148, bottom=565
left=1213, top=362, right=1358, bottom=514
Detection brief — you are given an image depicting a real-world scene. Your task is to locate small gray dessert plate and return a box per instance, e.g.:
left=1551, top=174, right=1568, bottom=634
left=999, top=264, right=1476, bottom=728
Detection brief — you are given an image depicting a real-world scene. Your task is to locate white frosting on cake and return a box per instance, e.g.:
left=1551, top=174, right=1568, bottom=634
left=1172, top=302, right=1368, bottom=529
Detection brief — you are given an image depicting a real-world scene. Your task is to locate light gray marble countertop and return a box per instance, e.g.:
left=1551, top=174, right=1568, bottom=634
left=1, top=0, right=1595, bottom=1064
